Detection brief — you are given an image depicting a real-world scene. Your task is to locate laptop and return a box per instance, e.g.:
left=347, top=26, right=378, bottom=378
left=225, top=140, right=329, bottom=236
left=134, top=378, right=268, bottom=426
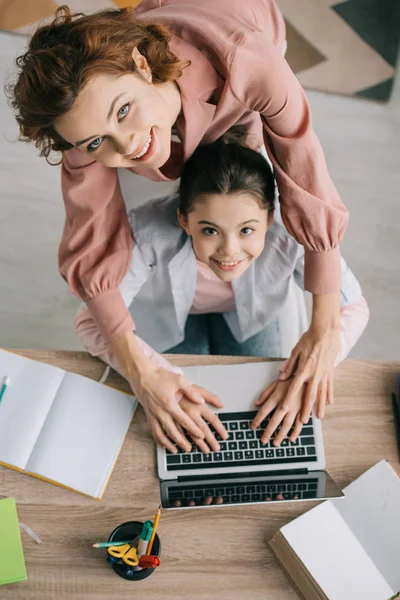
left=157, top=361, right=344, bottom=509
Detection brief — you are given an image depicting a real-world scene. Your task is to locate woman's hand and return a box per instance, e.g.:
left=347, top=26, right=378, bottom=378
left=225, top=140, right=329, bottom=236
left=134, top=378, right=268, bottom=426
left=130, top=367, right=209, bottom=452
left=177, top=387, right=229, bottom=454
left=251, top=378, right=306, bottom=446
left=110, top=331, right=210, bottom=451
left=278, top=324, right=339, bottom=423
left=277, top=292, right=341, bottom=423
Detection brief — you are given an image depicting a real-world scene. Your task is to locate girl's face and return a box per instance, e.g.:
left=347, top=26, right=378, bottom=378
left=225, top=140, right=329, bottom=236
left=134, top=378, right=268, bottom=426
left=54, top=50, right=181, bottom=169
left=179, top=192, right=272, bottom=282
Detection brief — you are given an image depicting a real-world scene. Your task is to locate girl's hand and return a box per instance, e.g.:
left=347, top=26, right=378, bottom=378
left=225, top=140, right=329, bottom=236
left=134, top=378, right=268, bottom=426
left=277, top=323, right=339, bottom=423
left=251, top=378, right=306, bottom=446
left=177, top=387, right=229, bottom=454
left=129, top=367, right=207, bottom=452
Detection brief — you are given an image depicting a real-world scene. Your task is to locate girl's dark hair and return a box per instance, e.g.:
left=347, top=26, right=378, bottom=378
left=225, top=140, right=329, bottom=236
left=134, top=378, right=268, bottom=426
left=6, top=5, right=189, bottom=162
left=179, top=128, right=275, bottom=217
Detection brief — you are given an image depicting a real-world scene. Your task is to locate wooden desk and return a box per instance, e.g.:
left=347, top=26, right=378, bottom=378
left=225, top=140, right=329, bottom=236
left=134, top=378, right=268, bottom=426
left=1, top=351, right=399, bottom=600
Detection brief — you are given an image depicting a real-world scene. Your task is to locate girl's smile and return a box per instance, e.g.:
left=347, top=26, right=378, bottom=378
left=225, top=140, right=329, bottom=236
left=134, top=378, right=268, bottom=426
left=210, top=257, right=247, bottom=272
left=178, top=191, right=272, bottom=283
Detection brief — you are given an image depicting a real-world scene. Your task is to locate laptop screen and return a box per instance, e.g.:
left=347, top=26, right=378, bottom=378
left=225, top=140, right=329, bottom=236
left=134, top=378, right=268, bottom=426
left=160, top=471, right=343, bottom=509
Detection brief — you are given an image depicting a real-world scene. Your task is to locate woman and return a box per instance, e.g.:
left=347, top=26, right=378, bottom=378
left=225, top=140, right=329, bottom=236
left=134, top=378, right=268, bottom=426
left=74, top=133, right=368, bottom=454
left=10, top=1, right=349, bottom=448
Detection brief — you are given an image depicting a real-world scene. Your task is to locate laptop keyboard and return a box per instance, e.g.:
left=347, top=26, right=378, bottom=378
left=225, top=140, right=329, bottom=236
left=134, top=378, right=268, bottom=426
left=167, top=478, right=319, bottom=505
left=166, top=411, right=317, bottom=471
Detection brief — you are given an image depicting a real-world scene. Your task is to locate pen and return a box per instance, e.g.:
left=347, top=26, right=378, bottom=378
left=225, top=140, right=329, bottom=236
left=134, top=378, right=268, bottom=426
left=93, top=540, right=131, bottom=548
left=146, top=505, right=161, bottom=555
left=0, top=376, right=10, bottom=403
left=134, top=520, right=153, bottom=572
left=137, top=521, right=153, bottom=557
left=392, top=392, right=400, bottom=463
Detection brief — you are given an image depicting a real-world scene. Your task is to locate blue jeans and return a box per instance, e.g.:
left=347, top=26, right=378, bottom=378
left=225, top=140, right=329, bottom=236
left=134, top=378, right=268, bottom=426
left=166, top=314, right=281, bottom=357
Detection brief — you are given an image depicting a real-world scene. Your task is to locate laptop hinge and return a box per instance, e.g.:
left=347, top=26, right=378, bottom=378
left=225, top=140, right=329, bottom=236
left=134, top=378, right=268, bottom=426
left=176, top=468, right=309, bottom=483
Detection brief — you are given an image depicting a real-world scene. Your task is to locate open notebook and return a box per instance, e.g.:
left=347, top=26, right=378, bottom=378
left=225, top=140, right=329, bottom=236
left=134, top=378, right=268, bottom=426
left=0, top=350, right=137, bottom=499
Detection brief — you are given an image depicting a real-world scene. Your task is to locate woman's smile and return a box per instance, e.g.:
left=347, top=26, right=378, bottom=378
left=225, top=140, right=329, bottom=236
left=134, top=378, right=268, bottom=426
left=127, top=128, right=156, bottom=162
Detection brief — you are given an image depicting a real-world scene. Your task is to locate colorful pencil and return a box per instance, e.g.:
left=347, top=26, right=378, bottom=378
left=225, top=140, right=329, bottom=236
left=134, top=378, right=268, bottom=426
left=146, top=505, right=161, bottom=555
left=93, top=540, right=130, bottom=548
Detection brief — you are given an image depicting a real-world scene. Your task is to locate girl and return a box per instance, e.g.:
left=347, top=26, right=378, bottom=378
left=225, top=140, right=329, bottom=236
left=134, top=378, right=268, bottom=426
left=74, top=133, right=369, bottom=454
left=10, top=2, right=349, bottom=434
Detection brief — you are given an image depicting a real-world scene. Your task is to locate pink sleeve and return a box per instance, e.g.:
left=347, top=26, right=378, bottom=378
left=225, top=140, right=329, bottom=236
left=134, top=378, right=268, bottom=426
left=73, top=305, right=183, bottom=377
left=230, top=33, right=349, bottom=294
left=335, top=296, right=370, bottom=366
left=59, top=148, right=135, bottom=342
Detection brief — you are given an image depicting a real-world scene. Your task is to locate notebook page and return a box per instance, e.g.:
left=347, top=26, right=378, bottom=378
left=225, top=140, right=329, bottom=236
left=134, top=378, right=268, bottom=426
left=332, top=460, right=400, bottom=592
left=281, top=501, right=394, bottom=599
left=26, top=372, right=136, bottom=498
left=0, top=350, right=64, bottom=469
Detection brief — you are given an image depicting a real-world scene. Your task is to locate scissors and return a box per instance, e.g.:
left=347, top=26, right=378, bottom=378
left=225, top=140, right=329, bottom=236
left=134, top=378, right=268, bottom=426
left=107, top=537, right=139, bottom=566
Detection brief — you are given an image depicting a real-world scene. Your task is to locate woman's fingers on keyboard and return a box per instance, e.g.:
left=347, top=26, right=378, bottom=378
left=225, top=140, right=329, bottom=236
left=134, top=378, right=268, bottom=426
left=273, top=412, right=295, bottom=446
left=206, top=410, right=228, bottom=441
left=327, top=371, right=334, bottom=405
left=252, top=393, right=280, bottom=429
left=202, top=420, right=221, bottom=452
left=195, top=385, right=223, bottom=408
left=191, top=435, right=211, bottom=454
left=255, top=379, right=279, bottom=406
left=317, top=378, right=327, bottom=419
left=162, top=415, right=193, bottom=452
left=150, top=417, right=178, bottom=454
left=289, top=415, right=303, bottom=442
left=301, top=375, right=320, bottom=423
left=261, top=408, right=285, bottom=444
left=172, top=405, right=205, bottom=440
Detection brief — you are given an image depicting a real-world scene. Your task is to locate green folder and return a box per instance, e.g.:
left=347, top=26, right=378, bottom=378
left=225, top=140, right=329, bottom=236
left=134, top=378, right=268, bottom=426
left=0, top=498, right=27, bottom=586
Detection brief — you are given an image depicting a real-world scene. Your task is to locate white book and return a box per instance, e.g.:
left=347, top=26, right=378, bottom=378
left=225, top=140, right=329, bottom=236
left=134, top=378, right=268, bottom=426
left=0, top=350, right=137, bottom=499
left=269, top=460, right=400, bottom=600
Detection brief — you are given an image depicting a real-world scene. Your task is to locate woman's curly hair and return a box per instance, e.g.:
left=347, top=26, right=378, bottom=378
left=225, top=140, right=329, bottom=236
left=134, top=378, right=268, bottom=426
left=6, top=5, right=189, bottom=161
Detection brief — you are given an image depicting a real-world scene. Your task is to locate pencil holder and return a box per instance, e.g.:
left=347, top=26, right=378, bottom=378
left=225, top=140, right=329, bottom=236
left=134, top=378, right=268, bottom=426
left=106, top=520, right=161, bottom=581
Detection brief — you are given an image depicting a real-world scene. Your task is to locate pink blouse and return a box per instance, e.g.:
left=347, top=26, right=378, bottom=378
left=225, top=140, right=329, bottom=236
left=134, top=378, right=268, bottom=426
left=59, top=0, right=349, bottom=343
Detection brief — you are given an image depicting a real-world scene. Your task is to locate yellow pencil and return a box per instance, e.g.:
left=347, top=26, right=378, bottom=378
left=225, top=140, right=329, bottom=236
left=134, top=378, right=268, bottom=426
left=146, top=505, right=161, bottom=555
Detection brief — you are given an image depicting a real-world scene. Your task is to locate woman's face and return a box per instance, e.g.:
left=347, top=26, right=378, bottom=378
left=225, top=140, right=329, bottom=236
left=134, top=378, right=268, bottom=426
left=179, top=192, right=271, bottom=282
left=55, top=52, right=181, bottom=169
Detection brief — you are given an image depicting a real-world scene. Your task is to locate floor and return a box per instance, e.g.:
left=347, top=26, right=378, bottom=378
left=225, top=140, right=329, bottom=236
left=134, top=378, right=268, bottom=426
left=0, top=30, right=399, bottom=359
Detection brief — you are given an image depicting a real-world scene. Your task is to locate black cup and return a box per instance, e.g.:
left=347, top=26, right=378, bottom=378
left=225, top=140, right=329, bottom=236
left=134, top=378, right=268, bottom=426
left=107, top=520, right=161, bottom=581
